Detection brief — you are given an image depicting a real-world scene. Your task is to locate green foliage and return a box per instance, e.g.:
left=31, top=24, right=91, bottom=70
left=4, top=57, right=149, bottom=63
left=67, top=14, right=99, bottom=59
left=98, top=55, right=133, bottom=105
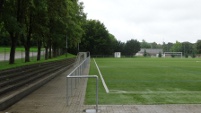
left=143, top=50, right=147, bottom=57
left=114, top=41, right=125, bottom=52
left=1, top=0, right=86, bottom=63
left=80, top=20, right=114, bottom=55
left=163, top=42, right=173, bottom=52
left=170, top=41, right=182, bottom=52
left=151, top=42, right=162, bottom=49
left=158, top=52, right=162, bottom=57
left=182, top=42, right=194, bottom=56
left=191, top=51, right=196, bottom=58
left=141, top=39, right=151, bottom=48
left=185, top=54, right=188, bottom=58
left=196, top=40, right=201, bottom=54
left=124, top=39, right=140, bottom=56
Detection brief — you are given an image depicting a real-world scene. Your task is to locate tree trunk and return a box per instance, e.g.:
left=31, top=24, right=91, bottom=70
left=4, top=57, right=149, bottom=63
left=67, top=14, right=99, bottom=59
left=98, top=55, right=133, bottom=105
left=37, top=40, right=42, bottom=61
left=48, top=39, right=52, bottom=59
left=21, top=34, right=30, bottom=62
left=45, top=47, right=48, bottom=60
left=24, top=9, right=33, bottom=62
left=52, top=43, right=57, bottom=57
left=9, top=32, right=17, bottom=64
left=48, top=47, right=52, bottom=59
left=24, top=46, right=30, bottom=62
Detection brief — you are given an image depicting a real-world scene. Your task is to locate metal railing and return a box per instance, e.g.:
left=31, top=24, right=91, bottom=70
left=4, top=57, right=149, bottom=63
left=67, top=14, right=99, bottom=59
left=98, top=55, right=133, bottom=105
left=66, top=52, right=99, bottom=112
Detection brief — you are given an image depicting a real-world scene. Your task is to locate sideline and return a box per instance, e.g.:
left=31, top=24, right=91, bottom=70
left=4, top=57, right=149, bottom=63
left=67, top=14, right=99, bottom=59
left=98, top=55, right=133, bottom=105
left=110, top=90, right=201, bottom=94
left=93, top=58, right=109, bottom=93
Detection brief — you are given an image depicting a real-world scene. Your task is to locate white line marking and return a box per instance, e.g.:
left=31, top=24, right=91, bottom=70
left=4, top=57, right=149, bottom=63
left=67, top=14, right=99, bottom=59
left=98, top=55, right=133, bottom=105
left=93, top=58, right=110, bottom=93
left=110, top=90, right=201, bottom=94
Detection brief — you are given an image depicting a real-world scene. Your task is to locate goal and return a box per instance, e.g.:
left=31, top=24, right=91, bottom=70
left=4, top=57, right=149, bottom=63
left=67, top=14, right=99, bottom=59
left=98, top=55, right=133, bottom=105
left=163, top=52, right=183, bottom=58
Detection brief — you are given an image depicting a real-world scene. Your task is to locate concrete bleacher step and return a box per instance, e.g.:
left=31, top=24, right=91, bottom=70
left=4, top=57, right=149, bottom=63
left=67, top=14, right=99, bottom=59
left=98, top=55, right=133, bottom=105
left=0, top=58, right=75, bottom=110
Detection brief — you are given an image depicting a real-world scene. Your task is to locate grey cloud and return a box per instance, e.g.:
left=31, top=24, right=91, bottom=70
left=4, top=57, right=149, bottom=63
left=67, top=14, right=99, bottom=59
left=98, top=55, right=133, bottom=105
left=81, top=0, right=201, bottom=43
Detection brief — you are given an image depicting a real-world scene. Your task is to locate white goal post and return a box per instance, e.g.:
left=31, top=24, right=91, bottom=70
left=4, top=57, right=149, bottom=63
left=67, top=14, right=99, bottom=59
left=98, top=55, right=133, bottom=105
left=163, top=52, right=183, bottom=58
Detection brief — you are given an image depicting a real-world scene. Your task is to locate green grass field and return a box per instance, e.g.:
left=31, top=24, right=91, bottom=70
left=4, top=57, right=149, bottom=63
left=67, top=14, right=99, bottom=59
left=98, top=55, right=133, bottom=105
left=85, top=58, right=201, bottom=105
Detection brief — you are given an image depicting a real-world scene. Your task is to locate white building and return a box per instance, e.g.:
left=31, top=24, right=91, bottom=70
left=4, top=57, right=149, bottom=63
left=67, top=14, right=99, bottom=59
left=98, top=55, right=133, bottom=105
left=136, top=48, right=163, bottom=56
left=114, top=52, right=121, bottom=58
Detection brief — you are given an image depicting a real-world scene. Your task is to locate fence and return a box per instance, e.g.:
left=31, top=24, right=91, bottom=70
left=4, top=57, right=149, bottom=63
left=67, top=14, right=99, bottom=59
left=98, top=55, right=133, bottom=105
left=66, top=52, right=99, bottom=112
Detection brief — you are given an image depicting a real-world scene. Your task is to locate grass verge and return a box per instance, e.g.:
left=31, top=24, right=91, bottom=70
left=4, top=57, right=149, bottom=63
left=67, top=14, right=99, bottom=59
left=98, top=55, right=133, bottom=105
left=0, top=54, right=75, bottom=71
left=0, top=47, right=44, bottom=53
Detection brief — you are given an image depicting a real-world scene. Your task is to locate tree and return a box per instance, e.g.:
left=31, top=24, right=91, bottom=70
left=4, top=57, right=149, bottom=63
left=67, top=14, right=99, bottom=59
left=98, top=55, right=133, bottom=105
left=20, top=0, right=35, bottom=62
left=150, top=42, right=162, bottom=49
left=170, top=41, right=182, bottom=52
left=1, top=0, right=87, bottom=64
left=141, top=39, right=151, bottom=48
left=124, top=39, right=140, bottom=56
left=143, top=49, right=147, bottom=57
left=163, top=42, right=173, bottom=52
left=107, top=33, right=117, bottom=53
left=32, top=0, right=49, bottom=61
left=80, top=19, right=113, bottom=55
left=196, top=40, right=201, bottom=54
left=181, top=42, right=194, bottom=57
left=66, top=0, right=86, bottom=53
left=114, top=40, right=125, bottom=53
left=2, top=0, right=25, bottom=64
left=158, top=52, right=162, bottom=58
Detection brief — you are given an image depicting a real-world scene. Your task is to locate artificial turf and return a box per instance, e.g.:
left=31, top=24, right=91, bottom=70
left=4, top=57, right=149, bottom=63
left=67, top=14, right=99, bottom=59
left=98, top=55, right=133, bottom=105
left=85, top=57, right=201, bottom=105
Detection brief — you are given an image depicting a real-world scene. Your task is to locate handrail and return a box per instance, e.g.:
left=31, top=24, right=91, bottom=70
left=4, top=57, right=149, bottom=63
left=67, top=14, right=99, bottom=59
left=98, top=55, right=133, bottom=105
left=66, top=52, right=99, bottom=112
left=67, top=75, right=98, bottom=112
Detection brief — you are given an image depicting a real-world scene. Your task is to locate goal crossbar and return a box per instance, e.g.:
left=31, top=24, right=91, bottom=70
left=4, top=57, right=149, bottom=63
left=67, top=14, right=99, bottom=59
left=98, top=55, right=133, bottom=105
left=164, top=52, right=183, bottom=58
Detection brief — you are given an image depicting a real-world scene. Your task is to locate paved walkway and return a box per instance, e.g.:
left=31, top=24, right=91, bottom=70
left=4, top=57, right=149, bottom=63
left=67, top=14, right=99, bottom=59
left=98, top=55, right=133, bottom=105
left=1, top=65, right=201, bottom=113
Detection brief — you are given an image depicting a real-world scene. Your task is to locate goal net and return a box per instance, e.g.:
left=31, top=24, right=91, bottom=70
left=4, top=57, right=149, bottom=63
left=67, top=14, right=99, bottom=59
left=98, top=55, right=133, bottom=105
left=163, top=52, right=183, bottom=58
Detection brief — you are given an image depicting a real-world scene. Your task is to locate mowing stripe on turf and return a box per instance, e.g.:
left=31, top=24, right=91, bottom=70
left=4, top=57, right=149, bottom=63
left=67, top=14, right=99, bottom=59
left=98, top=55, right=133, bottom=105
left=93, top=58, right=110, bottom=93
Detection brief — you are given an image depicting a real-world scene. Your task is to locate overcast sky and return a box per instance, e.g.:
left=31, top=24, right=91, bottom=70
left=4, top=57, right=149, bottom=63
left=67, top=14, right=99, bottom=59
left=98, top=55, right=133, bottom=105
left=80, top=0, right=201, bottom=44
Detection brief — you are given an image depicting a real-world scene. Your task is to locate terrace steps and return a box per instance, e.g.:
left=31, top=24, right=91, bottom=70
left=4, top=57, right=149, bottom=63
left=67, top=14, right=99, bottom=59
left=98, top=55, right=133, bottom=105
left=0, top=58, right=75, bottom=110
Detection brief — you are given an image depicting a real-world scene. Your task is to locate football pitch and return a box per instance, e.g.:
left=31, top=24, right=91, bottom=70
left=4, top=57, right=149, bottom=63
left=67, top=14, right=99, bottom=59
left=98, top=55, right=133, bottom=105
left=85, top=57, right=201, bottom=105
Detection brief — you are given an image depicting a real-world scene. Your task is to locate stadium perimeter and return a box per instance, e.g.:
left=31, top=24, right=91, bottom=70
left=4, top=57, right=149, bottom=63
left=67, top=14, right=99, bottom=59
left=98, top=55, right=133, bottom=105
left=1, top=62, right=201, bottom=113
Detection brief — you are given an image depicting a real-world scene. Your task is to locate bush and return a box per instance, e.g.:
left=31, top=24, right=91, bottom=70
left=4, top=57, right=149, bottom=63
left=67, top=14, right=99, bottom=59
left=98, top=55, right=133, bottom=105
left=185, top=54, right=188, bottom=58
left=192, top=53, right=196, bottom=58
left=158, top=52, right=162, bottom=58
left=143, top=50, right=147, bottom=57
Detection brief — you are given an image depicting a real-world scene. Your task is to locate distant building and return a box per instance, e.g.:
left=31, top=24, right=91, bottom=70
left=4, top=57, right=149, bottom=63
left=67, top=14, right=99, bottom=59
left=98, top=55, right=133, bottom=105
left=114, top=52, right=121, bottom=58
left=136, top=48, right=163, bottom=56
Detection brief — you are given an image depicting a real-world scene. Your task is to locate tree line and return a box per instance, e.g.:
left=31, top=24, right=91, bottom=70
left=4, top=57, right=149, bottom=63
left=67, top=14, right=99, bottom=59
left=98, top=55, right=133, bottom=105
left=79, top=19, right=141, bottom=56
left=0, top=0, right=88, bottom=64
left=0, top=0, right=142, bottom=64
left=163, top=41, right=201, bottom=58
left=140, top=39, right=201, bottom=58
